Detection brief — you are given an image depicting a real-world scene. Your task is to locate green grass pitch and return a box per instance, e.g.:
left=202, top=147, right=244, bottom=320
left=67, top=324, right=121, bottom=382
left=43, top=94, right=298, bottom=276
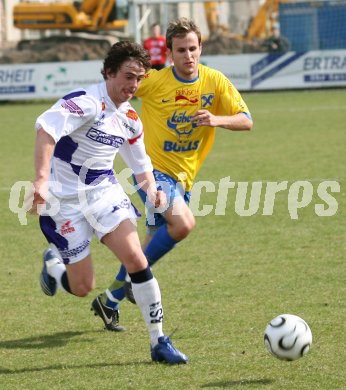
left=0, top=89, right=345, bottom=389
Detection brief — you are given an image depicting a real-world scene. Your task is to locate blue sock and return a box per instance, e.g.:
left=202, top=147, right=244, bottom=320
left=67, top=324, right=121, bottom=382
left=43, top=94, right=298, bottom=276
left=116, top=264, right=127, bottom=282
left=102, top=266, right=127, bottom=310
left=108, top=226, right=176, bottom=307
left=144, top=224, right=178, bottom=266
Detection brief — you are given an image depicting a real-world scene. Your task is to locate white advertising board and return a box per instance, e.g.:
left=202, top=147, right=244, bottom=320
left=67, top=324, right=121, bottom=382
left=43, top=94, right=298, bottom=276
left=0, top=50, right=345, bottom=100
left=202, top=50, right=346, bottom=91
left=0, top=60, right=103, bottom=101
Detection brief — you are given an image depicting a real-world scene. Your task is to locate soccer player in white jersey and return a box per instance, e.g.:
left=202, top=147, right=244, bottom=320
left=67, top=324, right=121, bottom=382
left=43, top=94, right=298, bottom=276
left=91, top=19, right=253, bottom=330
left=33, top=41, right=187, bottom=364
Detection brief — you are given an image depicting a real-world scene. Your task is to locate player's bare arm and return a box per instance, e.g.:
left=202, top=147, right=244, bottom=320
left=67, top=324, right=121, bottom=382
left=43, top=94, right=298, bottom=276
left=191, top=110, right=253, bottom=130
left=31, top=127, right=55, bottom=213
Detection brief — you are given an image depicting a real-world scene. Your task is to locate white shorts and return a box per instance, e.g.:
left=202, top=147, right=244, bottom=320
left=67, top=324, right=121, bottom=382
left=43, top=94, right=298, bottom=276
left=39, top=184, right=140, bottom=264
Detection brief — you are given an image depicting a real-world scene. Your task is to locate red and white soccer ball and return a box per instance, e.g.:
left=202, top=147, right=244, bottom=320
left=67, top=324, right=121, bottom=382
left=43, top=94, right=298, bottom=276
left=264, top=314, right=312, bottom=361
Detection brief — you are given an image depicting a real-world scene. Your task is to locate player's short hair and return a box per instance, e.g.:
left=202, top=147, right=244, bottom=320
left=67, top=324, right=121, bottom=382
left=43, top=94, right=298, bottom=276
left=101, top=41, right=151, bottom=80
left=166, top=18, right=201, bottom=50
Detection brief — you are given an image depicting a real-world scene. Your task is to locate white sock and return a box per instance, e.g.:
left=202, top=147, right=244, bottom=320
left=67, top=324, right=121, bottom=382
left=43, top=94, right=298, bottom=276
left=47, top=259, right=68, bottom=293
left=131, top=277, right=164, bottom=347
left=45, top=245, right=70, bottom=293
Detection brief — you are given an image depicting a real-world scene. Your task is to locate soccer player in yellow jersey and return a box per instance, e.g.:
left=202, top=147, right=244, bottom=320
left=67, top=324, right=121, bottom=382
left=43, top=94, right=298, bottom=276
left=91, top=18, right=253, bottom=331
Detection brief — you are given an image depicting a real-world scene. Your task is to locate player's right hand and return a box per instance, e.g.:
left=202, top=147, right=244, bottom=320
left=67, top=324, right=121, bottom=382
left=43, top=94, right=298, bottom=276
left=28, top=179, right=47, bottom=215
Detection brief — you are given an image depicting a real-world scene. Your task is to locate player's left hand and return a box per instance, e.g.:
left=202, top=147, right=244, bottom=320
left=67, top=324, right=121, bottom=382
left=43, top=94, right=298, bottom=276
left=154, top=188, right=166, bottom=208
left=147, top=186, right=167, bottom=209
left=191, top=110, right=218, bottom=127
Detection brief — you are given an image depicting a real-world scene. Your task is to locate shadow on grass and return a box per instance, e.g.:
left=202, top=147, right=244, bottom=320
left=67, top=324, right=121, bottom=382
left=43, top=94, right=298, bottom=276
left=0, top=330, right=155, bottom=375
left=201, top=379, right=273, bottom=388
left=0, top=331, right=89, bottom=349
left=0, top=361, right=153, bottom=375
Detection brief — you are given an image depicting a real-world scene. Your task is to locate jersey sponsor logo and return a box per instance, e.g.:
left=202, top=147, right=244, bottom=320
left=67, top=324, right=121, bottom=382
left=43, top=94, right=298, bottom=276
left=60, top=220, right=75, bottom=235
left=167, top=111, right=198, bottom=141
left=175, top=95, right=198, bottom=104
left=176, top=87, right=198, bottom=97
left=126, top=109, right=139, bottom=121
left=61, top=99, right=84, bottom=117
left=175, top=88, right=199, bottom=106
left=163, top=140, right=200, bottom=152
left=201, top=93, right=214, bottom=108
left=86, top=128, right=125, bottom=148
left=60, top=239, right=90, bottom=260
left=111, top=198, right=131, bottom=212
left=122, top=121, right=136, bottom=134
left=169, top=110, right=193, bottom=124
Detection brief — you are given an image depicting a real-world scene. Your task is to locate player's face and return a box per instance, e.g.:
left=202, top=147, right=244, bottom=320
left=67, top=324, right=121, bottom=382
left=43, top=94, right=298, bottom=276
left=152, top=24, right=161, bottom=37
left=168, top=32, right=201, bottom=80
left=106, top=60, right=146, bottom=106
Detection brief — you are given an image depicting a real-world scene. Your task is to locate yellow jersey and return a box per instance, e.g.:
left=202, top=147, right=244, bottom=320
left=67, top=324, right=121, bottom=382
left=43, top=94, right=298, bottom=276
left=135, top=64, right=251, bottom=191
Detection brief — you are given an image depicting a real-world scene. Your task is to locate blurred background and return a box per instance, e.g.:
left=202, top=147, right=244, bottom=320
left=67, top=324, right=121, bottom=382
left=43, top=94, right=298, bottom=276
left=1, top=0, right=346, bottom=97
left=1, top=0, right=346, bottom=63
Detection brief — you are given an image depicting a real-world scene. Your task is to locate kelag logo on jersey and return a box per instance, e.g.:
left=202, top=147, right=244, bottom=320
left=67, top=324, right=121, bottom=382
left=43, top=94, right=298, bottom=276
left=175, top=95, right=198, bottom=104
left=175, top=88, right=199, bottom=106
left=165, top=111, right=200, bottom=152
left=86, top=128, right=124, bottom=148
left=201, top=93, right=214, bottom=108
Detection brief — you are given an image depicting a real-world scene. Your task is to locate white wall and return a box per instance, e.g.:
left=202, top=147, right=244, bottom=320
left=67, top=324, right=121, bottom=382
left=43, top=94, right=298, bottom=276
left=4, top=0, right=21, bottom=43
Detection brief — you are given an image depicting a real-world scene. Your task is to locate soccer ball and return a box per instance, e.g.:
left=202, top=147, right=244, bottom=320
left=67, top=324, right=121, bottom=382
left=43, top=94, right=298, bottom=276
left=264, top=314, right=312, bottom=361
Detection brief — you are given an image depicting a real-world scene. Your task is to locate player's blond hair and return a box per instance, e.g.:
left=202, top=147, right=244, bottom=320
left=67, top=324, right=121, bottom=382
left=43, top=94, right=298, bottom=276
left=166, top=18, right=201, bottom=50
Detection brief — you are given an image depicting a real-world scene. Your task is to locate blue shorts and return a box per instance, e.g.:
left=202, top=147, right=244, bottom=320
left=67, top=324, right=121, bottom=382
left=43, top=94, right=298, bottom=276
left=133, top=169, right=191, bottom=227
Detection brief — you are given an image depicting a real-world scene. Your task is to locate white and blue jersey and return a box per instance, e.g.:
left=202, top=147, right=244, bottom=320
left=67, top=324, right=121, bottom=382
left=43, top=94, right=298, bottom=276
left=36, top=82, right=153, bottom=264
left=36, top=82, right=152, bottom=198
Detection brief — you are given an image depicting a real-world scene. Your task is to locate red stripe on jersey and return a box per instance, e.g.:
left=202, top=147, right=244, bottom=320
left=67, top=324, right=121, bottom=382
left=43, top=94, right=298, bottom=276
left=129, top=132, right=143, bottom=144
